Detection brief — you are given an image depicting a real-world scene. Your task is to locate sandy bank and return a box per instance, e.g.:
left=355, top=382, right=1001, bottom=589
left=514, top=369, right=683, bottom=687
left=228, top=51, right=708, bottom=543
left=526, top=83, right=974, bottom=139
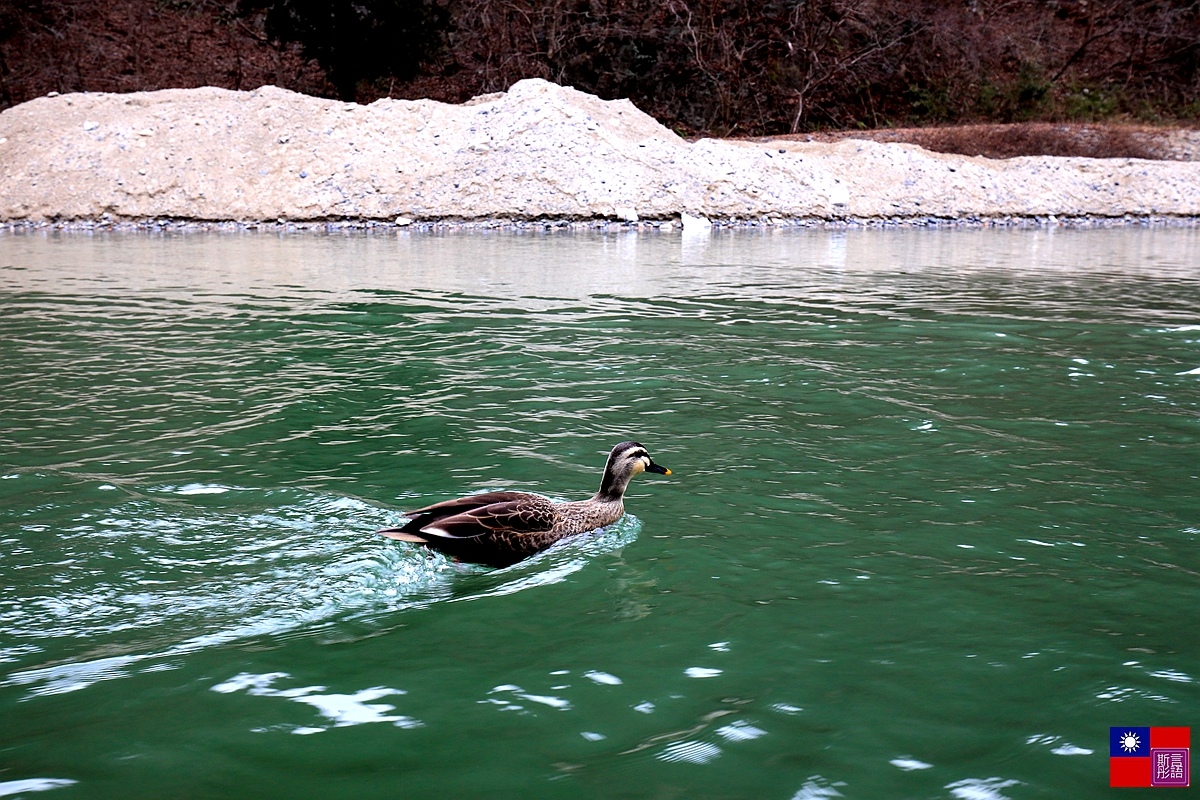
left=1, top=78, right=1198, bottom=227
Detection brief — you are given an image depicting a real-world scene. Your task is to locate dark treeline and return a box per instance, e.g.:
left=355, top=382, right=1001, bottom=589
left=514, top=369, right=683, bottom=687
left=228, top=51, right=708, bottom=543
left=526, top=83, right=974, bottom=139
left=2, top=0, right=1197, bottom=135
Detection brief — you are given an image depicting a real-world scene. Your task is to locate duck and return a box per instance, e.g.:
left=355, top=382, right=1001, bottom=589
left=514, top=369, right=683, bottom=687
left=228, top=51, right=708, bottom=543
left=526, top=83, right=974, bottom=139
left=376, top=441, right=671, bottom=568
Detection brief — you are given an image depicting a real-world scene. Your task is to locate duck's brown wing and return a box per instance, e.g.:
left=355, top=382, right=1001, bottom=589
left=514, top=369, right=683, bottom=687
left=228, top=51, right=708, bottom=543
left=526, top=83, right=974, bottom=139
left=426, top=496, right=557, bottom=539
left=377, top=492, right=554, bottom=541
left=401, top=492, right=529, bottom=521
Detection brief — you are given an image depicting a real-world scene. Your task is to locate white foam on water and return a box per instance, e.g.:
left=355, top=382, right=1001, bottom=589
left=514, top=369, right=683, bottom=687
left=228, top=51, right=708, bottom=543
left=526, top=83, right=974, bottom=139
left=1026, top=733, right=1094, bottom=756
left=657, top=740, right=722, bottom=764
left=211, top=671, right=421, bottom=733
left=583, top=670, right=622, bottom=685
left=1051, top=744, right=1093, bottom=755
left=789, top=777, right=844, bottom=799
left=715, top=720, right=767, bottom=742
left=515, top=693, right=571, bottom=710
left=684, top=667, right=722, bottom=678
left=171, top=483, right=231, bottom=495
left=0, top=779, right=78, bottom=797
left=945, top=778, right=1021, bottom=800
left=1097, top=685, right=1154, bottom=703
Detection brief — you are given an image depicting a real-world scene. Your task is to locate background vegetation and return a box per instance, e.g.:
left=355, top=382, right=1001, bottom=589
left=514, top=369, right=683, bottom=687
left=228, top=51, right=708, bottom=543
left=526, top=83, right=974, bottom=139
left=2, top=0, right=1197, bottom=136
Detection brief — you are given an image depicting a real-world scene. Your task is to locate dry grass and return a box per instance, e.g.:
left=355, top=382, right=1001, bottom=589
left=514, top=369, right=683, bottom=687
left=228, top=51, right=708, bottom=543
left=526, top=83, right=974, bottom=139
left=766, top=122, right=1200, bottom=161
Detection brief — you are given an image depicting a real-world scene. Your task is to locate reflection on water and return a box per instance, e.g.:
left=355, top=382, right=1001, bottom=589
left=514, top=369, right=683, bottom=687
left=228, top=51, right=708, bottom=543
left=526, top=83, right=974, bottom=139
left=3, top=225, right=1199, bottom=305
left=1, top=227, right=1198, bottom=800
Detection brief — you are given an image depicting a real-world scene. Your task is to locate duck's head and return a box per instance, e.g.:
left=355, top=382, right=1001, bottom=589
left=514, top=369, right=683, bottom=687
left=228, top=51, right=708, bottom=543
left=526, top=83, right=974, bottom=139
left=597, top=440, right=670, bottom=499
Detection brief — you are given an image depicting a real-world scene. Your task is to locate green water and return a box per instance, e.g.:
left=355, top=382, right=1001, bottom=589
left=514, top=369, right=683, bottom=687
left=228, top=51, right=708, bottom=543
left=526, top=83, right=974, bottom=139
left=1, top=227, right=1197, bottom=799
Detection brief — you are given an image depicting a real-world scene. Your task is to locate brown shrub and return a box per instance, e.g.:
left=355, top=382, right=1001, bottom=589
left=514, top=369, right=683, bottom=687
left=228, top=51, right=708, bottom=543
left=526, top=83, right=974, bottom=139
left=427, top=0, right=1200, bottom=135
left=0, top=0, right=331, bottom=108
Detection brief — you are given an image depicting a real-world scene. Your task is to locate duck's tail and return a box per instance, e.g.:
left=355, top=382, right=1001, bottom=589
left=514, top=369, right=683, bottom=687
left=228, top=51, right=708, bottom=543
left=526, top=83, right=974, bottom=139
left=375, top=523, right=428, bottom=543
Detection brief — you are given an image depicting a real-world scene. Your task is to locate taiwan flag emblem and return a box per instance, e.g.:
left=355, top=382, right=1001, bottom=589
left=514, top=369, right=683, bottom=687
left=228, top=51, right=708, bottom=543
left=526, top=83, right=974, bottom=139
left=1110, top=727, right=1190, bottom=787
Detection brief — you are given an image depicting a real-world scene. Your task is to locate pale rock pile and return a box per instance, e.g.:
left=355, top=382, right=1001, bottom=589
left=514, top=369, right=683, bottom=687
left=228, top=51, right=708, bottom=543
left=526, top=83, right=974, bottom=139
left=0, top=78, right=1197, bottom=225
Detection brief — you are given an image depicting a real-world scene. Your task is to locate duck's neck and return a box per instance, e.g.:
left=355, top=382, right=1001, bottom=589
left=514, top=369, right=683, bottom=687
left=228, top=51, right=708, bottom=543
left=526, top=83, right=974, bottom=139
left=595, top=469, right=631, bottom=503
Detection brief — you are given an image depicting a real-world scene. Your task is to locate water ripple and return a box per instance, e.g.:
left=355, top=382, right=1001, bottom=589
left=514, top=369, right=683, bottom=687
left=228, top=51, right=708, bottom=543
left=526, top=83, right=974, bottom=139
left=2, top=483, right=641, bottom=698
left=3, top=229, right=1200, bottom=797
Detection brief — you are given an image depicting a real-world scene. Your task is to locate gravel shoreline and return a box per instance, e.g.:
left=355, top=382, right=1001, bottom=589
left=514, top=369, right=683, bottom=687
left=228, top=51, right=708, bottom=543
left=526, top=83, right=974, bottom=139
left=6, top=209, right=1200, bottom=235
left=2, top=78, right=1199, bottom=228
left=4, top=215, right=1199, bottom=234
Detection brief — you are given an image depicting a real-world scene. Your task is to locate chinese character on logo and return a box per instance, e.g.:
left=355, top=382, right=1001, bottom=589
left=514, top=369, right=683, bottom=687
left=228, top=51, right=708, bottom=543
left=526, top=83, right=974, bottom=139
left=1152, top=748, right=1189, bottom=788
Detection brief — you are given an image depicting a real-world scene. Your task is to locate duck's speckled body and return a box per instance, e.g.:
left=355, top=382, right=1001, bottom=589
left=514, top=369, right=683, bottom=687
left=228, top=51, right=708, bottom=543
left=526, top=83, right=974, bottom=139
left=376, top=441, right=671, bottom=568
